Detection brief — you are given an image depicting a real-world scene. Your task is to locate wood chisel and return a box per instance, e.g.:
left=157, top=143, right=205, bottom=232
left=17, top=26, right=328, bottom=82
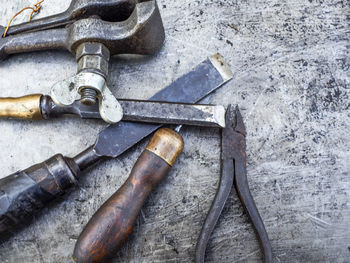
left=0, top=96, right=226, bottom=128
left=73, top=128, right=184, bottom=263
left=74, top=107, right=272, bottom=263
left=0, top=53, right=232, bottom=240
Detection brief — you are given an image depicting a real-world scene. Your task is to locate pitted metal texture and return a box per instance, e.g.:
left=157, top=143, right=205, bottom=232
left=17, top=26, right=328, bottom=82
left=0, top=0, right=165, bottom=124
left=195, top=105, right=272, bottom=263
left=0, top=0, right=165, bottom=60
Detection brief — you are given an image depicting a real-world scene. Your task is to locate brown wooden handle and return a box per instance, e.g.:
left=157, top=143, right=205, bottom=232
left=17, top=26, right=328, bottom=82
left=73, top=128, right=184, bottom=263
left=0, top=94, right=43, bottom=120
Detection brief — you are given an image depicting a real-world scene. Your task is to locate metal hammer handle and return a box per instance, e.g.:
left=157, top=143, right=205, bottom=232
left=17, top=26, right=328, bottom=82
left=0, top=29, right=67, bottom=60
left=1, top=0, right=138, bottom=37
left=0, top=1, right=165, bottom=61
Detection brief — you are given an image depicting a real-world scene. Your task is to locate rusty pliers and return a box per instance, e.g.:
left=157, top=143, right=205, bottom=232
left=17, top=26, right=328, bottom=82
left=0, top=0, right=165, bottom=123
left=196, top=105, right=272, bottom=263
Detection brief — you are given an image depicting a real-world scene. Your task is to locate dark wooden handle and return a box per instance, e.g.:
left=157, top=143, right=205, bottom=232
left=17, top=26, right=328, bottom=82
left=0, top=154, right=79, bottom=238
left=73, top=128, right=184, bottom=263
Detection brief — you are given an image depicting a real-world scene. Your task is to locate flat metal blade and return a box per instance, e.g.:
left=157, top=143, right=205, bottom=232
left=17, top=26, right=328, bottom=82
left=78, top=100, right=226, bottom=128
left=94, top=53, right=233, bottom=158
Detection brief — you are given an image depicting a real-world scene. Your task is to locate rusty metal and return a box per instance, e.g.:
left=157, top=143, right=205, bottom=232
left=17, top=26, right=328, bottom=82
left=0, top=54, right=233, bottom=238
left=0, top=93, right=226, bottom=127
left=1, top=0, right=141, bottom=37
left=0, top=0, right=165, bottom=58
left=195, top=105, right=272, bottom=263
left=0, top=0, right=165, bottom=123
left=41, top=95, right=226, bottom=127
left=94, top=54, right=232, bottom=157
left=75, top=42, right=110, bottom=106
left=120, top=100, right=226, bottom=128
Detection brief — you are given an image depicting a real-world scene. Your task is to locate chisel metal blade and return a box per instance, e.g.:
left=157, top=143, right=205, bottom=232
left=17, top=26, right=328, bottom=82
left=0, top=53, right=233, bottom=241
left=93, top=53, right=233, bottom=158
left=77, top=100, right=226, bottom=128
left=123, top=101, right=226, bottom=128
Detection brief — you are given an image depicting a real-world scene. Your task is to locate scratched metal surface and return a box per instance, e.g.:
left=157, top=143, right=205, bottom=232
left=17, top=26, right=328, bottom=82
left=0, top=0, right=349, bottom=262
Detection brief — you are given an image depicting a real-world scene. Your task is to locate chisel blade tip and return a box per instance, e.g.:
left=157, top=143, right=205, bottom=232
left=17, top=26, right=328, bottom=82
left=209, top=53, right=233, bottom=82
left=214, top=105, right=226, bottom=128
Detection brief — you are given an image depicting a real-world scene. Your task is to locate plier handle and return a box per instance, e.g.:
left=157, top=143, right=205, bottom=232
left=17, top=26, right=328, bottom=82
left=196, top=105, right=272, bottom=263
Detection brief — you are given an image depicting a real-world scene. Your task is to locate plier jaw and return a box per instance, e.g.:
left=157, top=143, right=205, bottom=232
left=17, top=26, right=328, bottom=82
left=222, top=104, right=246, bottom=161
left=196, top=105, right=272, bottom=263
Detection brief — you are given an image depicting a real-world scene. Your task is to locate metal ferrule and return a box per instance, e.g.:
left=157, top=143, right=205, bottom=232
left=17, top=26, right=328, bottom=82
left=0, top=94, right=43, bottom=120
left=145, top=128, right=184, bottom=166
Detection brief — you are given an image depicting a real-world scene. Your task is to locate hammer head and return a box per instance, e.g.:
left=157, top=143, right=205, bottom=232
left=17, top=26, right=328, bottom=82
left=68, top=0, right=165, bottom=55
left=0, top=0, right=165, bottom=59
left=66, top=0, right=139, bottom=22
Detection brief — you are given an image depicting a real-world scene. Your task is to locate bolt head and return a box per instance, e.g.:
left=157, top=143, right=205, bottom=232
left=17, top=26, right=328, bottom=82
left=77, top=55, right=109, bottom=77
left=75, top=42, right=110, bottom=61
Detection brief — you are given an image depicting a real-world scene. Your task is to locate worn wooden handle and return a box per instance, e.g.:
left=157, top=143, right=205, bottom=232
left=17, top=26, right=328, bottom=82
left=0, top=154, right=79, bottom=238
left=73, top=128, right=184, bottom=263
left=0, top=94, right=43, bottom=120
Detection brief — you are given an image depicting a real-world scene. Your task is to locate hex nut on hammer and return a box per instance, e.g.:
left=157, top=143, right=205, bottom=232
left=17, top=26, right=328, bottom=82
left=77, top=42, right=110, bottom=77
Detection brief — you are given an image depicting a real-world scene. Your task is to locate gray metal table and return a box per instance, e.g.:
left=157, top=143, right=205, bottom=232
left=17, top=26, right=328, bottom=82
left=0, top=0, right=349, bottom=262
